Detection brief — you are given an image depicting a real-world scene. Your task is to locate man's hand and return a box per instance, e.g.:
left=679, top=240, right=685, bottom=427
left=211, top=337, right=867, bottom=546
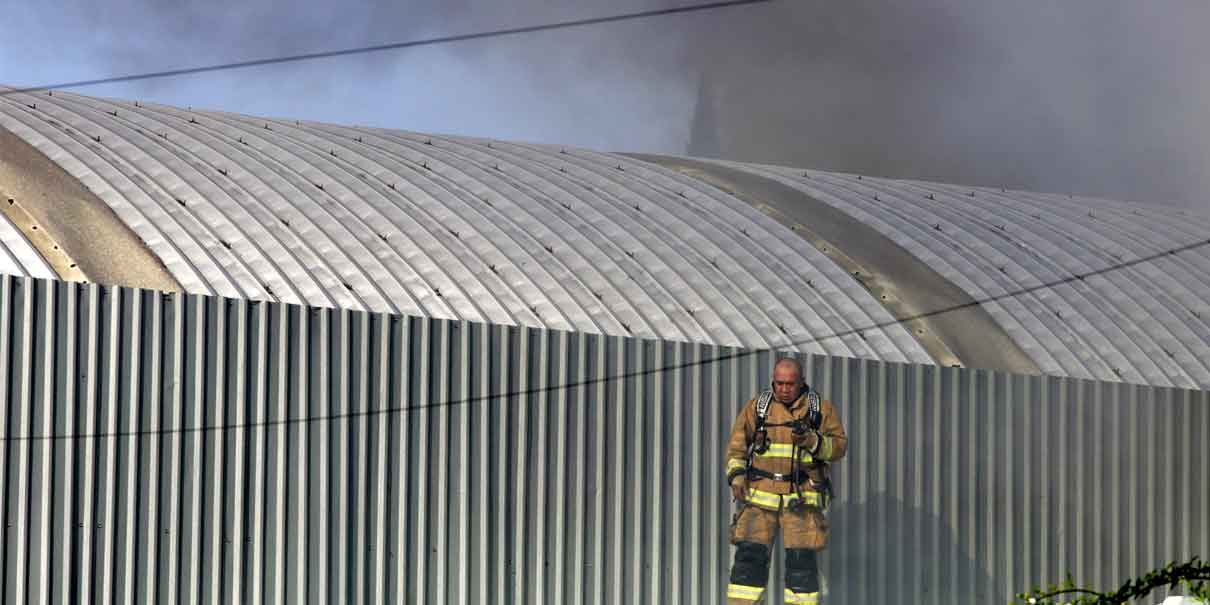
left=730, top=476, right=747, bottom=501
left=793, top=429, right=820, bottom=452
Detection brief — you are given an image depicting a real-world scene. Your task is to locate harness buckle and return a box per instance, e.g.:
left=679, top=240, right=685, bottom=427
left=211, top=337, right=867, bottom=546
left=752, top=429, right=769, bottom=454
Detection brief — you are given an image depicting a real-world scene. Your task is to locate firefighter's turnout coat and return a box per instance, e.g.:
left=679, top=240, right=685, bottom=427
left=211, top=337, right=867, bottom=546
left=725, top=390, right=848, bottom=511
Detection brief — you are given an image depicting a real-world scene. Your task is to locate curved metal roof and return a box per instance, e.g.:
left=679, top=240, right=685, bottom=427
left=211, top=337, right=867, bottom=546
left=0, top=88, right=930, bottom=364
left=0, top=212, right=53, bottom=279
left=1, top=87, right=1207, bottom=388
left=707, top=160, right=1210, bottom=389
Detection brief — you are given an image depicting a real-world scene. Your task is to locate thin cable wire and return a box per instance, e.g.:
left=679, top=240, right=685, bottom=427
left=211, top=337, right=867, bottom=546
left=0, top=0, right=773, bottom=97
left=4, top=236, right=1207, bottom=442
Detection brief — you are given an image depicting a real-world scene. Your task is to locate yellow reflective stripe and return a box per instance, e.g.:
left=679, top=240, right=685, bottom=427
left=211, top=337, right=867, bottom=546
left=817, top=435, right=833, bottom=460
left=745, top=488, right=782, bottom=509
left=783, top=588, right=820, bottom=604
left=754, top=443, right=814, bottom=463
left=759, top=443, right=795, bottom=457
left=726, top=458, right=746, bottom=474
left=746, top=488, right=822, bottom=510
left=783, top=490, right=822, bottom=508
left=727, top=583, right=765, bottom=601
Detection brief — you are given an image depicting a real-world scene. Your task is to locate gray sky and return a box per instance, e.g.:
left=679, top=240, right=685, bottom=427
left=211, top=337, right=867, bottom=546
left=2, top=0, right=1207, bottom=210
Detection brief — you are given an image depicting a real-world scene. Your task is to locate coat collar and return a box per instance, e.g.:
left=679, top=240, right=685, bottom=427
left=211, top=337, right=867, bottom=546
left=776, top=387, right=811, bottom=412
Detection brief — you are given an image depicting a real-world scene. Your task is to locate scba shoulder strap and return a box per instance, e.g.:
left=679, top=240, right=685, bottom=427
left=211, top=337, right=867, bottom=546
left=755, top=390, right=774, bottom=425
left=805, top=390, right=822, bottom=430
left=746, top=390, right=775, bottom=458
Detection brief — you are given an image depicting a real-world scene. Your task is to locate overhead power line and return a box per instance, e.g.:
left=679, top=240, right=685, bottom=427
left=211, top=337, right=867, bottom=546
left=1, top=236, right=1207, bottom=442
left=0, top=0, right=774, bottom=98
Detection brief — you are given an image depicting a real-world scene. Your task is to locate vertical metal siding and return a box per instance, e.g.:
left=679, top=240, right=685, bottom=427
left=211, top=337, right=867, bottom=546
left=0, top=275, right=1205, bottom=604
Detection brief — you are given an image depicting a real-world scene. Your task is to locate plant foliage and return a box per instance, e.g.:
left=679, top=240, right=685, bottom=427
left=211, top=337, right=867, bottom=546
left=1018, top=557, right=1209, bottom=604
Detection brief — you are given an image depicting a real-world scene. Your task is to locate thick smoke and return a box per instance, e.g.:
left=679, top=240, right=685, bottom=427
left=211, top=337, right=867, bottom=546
left=3, top=0, right=1208, bottom=210
left=4, top=0, right=699, bottom=150
left=687, top=0, right=1210, bottom=210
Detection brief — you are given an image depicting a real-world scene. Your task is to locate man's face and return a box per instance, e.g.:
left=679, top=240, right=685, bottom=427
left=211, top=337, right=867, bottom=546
left=772, top=363, right=802, bottom=404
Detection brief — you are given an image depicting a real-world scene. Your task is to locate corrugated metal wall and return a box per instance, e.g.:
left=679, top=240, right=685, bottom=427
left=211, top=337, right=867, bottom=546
left=0, top=275, right=1205, bottom=604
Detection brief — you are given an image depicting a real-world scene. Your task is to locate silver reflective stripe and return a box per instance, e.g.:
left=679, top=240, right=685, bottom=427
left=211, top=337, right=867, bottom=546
left=755, top=390, right=773, bottom=421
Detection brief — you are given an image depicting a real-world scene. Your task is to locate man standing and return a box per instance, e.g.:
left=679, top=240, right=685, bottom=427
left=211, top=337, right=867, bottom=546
left=725, top=357, right=848, bottom=604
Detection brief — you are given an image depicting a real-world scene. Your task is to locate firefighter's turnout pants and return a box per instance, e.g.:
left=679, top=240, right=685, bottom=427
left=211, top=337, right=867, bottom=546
left=727, top=500, right=829, bottom=605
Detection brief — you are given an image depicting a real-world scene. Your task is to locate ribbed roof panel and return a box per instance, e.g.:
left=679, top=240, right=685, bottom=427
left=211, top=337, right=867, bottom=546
left=0, top=212, right=53, bottom=279
left=5, top=88, right=1206, bottom=387
left=713, top=160, right=1210, bottom=389
left=0, top=89, right=932, bottom=364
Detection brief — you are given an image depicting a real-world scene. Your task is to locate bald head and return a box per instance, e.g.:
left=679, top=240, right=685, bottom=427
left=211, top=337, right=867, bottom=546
left=774, top=357, right=804, bottom=377
left=772, top=357, right=805, bottom=404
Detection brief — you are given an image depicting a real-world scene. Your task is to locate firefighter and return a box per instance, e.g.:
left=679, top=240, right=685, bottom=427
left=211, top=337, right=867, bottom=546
left=725, top=357, right=848, bottom=604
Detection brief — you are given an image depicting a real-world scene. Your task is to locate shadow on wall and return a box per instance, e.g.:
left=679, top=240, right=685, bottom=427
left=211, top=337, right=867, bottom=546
left=824, top=493, right=999, bottom=605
